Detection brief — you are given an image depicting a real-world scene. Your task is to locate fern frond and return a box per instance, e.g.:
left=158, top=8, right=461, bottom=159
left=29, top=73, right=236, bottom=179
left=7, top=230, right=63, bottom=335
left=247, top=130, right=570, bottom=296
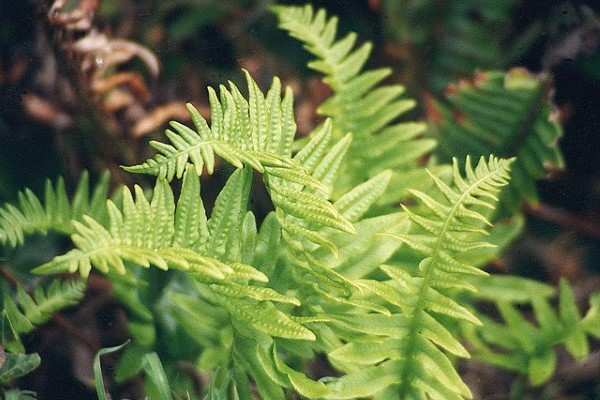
left=316, top=155, right=513, bottom=399
left=464, top=279, right=600, bottom=386
left=272, top=4, right=436, bottom=202
left=428, top=68, right=564, bottom=214
left=124, top=70, right=297, bottom=180
left=2, top=278, right=86, bottom=351
left=0, top=171, right=110, bottom=248
left=33, top=167, right=261, bottom=282
left=391, top=155, right=512, bottom=399
left=126, top=70, right=355, bottom=245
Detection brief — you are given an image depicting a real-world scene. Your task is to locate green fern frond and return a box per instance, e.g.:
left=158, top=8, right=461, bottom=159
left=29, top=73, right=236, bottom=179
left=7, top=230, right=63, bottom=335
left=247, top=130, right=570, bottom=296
left=32, top=167, right=261, bottom=282
left=0, top=171, right=110, bottom=248
left=126, top=70, right=355, bottom=245
left=124, top=70, right=297, bottom=180
left=318, top=155, right=513, bottom=399
left=2, top=279, right=86, bottom=352
left=464, top=279, right=600, bottom=386
left=428, top=68, right=564, bottom=214
left=272, top=4, right=436, bottom=201
left=392, top=155, right=512, bottom=399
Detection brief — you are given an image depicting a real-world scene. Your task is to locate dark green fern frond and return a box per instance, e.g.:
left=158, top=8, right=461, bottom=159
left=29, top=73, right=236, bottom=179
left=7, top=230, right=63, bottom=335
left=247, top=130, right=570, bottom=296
left=272, top=4, right=436, bottom=201
left=428, top=68, right=564, bottom=214
left=464, top=279, right=600, bottom=386
left=0, top=171, right=110, bottom=248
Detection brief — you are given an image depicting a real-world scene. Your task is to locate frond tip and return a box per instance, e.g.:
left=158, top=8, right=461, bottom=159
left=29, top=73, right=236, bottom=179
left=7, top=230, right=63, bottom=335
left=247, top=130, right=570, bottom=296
left=123, top=70, right=297, bottom=181
left=272, top=4, right=436, bottom=202
left=396, top=155, right=514, bottom=282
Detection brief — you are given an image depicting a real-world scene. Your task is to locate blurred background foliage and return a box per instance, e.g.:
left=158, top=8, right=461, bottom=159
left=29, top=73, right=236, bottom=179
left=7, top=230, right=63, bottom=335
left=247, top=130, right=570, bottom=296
left=1, top=0, right=600, bottom=399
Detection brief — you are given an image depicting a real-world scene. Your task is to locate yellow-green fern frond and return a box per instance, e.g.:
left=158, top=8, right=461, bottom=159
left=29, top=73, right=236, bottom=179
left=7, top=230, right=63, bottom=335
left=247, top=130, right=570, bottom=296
left=317, top=156, right=513, bottom=400
left=33, top=167, right=262, bottom=282
left=0, top=171, right=109, bottom=248
left=124, top=70, right=298, bottom=180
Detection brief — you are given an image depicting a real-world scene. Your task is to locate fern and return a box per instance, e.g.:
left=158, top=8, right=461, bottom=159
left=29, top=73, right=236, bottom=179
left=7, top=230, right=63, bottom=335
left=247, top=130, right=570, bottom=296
left=272, top=4, right=437, bottom=204
left=124, top=70, right=297, bottom=180
left=29, top=72, right=371, bottom=393
left=0, top=3, right=587, bottom=399
left=463, top=278, right=600, bottom=386
left=125, top=71, right=355, bottom=245
left=428, top=68, right=564, bottom=214
left=322, top=155, right=514, bottom=399
left=118, top=73, right=412, bottom=398
left=2, top=279, right=86, bottom=339
left=0, top=171, right=110, bottom=248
